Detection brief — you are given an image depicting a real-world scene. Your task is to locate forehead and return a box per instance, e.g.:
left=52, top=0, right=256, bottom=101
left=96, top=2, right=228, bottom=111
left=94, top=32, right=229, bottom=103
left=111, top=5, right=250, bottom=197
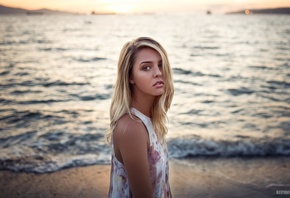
left=134, top=47, right=161, bottom=64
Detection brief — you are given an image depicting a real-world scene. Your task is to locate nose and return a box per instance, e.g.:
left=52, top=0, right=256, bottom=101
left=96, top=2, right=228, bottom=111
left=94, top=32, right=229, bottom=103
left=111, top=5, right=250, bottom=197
left=154, top=65, right=162, bottom=78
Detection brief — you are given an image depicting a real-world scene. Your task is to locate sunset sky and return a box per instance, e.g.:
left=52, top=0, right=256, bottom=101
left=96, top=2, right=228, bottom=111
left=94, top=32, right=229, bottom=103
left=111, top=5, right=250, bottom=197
left=1, top=0, right=290, bottom=14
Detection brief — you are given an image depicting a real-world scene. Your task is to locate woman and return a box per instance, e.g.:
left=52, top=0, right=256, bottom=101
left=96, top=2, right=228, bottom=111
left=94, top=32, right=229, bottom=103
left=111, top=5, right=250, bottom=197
left=107, top=37, right=174, bottom=198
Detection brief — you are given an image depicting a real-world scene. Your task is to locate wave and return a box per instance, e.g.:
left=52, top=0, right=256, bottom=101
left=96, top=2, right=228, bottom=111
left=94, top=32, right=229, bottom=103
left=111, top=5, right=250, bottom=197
left=15, top=72, right=29, bottom=76
left=0, top=110, right=54, bottom=124
left=70, top=93, right=111, bottom=101
left=267, top=80, right=290, bottom=88
left=72, top=57, right=106, bottom=63
left=0, top=39, right=51, bottom=46
left=0, top=131, right=37, bottom=147
left=174, top=79, right=202, bottom=86
left=0, top=40, right=28, bottom=45
left=173, top=68, right=221, bottom=78
left=0, top=132, right=111, bottom=173
left=0, top=80, right=89, bottom=89
left=0, top=97, right=71, bottom=105
left=0, top=71, right=10, bottom=76
left=0, top=148, right=110, bottom=173
left=17, top=99, right=71, bottom=104
left=249, top=65, right=277, bottom=70
left=173, top=68, right=204, bottom=76
left=1, top=132, right=290, bottom=173
left=192, top=45, right=220, bottom=50
left=43, top=80, right=89, bottom=87
left=168, top=136, right=290, bottom=158
left=227, top=87, right=255, bottom=96
left=38, top=47, right=68, bottom=52
left=10, top=90, right=42, bottom=95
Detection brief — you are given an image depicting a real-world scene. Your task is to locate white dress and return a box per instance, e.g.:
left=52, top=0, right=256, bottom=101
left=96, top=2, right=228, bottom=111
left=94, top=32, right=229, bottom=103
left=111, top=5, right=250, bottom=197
left=108, top=108, right=171, bottom=198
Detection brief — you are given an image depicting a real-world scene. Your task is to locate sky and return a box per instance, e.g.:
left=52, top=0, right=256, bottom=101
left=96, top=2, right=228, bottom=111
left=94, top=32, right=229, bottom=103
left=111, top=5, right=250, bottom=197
left=1, top=0, right=290, bottom=14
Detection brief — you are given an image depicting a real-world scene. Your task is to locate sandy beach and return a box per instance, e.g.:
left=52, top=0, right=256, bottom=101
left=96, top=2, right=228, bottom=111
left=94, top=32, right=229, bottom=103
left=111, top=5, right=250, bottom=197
left=0, top=157, right=289, bottom=198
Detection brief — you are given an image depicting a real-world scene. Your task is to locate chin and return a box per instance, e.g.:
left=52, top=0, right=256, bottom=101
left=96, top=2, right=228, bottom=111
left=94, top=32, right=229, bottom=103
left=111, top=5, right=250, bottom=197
left=153, top=91, right=165, bottom=96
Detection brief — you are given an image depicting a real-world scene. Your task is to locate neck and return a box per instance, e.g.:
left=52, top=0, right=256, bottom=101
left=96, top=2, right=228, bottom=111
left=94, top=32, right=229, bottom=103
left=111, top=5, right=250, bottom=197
left=131, top=94, right=155, bottom=118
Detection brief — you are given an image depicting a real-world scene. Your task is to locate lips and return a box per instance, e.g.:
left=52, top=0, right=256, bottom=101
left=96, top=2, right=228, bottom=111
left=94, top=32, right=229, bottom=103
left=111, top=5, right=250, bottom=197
left=153, top=81, right=164, bottom=86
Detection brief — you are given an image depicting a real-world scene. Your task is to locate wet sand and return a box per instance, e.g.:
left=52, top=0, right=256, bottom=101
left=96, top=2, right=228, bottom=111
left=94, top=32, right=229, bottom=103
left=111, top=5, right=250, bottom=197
left=0, top=157, right=289, bottom=198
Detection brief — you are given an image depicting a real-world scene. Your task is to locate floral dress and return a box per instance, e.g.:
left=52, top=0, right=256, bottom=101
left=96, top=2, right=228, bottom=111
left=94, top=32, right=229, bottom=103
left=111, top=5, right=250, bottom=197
left=108, top=108, right=171, bottom=198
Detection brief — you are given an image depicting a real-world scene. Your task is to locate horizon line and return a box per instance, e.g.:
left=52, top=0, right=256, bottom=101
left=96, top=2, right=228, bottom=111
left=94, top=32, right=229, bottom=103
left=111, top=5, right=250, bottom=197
left=1, top=3, right=290, bottom=15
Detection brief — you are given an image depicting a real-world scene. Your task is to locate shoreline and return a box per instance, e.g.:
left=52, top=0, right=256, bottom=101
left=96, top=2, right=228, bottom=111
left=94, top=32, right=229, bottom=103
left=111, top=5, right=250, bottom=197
left=0, top=157, right=289, bottom=197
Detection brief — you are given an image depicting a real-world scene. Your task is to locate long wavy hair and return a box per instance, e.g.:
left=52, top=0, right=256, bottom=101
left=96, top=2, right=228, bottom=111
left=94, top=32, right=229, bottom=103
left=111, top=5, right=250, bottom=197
left=107, top=37, right=174, bottom=144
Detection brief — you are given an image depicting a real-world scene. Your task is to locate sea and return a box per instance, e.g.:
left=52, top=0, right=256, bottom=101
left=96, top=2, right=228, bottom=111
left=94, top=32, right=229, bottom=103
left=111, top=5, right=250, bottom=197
left=0, top=13, right=290, bottom=173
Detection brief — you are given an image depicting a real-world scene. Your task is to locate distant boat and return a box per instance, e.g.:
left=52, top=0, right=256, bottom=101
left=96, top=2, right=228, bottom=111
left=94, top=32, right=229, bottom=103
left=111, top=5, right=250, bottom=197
left=26, top=11, right=43, bottom=15
left=91, top=10, right=116, bottom=15
left=206, top=10, right=212, bottom=15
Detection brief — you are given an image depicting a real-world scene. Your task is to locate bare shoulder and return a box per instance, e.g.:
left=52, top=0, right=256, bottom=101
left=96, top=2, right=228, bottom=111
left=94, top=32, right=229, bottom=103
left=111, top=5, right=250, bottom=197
left=113, top=113, right=148, bottom=145
left=113, top=114, right=153, bottom=197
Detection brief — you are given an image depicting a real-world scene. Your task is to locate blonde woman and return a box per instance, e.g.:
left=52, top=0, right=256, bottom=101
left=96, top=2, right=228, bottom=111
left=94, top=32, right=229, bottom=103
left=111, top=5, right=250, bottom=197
left=107, top=37, right=174, bottom=198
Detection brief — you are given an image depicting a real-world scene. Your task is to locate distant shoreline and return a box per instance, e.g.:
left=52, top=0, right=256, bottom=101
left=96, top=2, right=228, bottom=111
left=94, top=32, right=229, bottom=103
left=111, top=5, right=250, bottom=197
left=0, top=4, right=80, bottom=15
left=226, top=7, right=290, bottom=15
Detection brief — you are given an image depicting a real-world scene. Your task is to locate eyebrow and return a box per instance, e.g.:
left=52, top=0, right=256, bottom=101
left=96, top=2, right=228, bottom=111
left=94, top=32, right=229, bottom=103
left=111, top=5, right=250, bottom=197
left=139, top=60, right=162, bottom=66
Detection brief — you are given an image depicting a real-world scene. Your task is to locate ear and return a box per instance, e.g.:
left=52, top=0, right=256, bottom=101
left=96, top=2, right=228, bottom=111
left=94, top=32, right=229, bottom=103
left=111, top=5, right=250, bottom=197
left=129, top=78, right=135, bottom=84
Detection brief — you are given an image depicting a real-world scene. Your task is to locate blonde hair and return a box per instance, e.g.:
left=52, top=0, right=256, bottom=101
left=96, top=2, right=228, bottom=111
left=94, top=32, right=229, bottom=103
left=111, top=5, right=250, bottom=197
left=107, top=37, right=174, bottom=143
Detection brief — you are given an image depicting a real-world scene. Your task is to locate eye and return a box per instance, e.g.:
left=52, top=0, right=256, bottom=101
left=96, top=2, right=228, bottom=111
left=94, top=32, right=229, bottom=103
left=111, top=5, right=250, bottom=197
left=142, top=66, right=151, bottom=71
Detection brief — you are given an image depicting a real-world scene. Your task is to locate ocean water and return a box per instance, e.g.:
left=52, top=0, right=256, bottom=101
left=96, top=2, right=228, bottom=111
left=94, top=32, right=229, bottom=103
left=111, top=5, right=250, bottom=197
left=0, top=14, right=290, bottom=173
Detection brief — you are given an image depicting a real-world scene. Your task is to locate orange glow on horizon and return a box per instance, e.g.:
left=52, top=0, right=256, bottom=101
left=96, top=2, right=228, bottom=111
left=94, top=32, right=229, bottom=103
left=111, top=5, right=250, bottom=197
left=1, top=0, right=290, bottom=14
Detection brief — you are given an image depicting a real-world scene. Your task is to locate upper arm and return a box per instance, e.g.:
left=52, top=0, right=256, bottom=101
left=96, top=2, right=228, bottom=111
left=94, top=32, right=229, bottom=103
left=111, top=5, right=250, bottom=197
left=113, top=115, right=153, bottom=198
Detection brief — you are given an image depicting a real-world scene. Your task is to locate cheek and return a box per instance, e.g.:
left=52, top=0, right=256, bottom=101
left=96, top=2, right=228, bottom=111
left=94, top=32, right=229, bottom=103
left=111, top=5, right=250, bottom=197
left=135, top=75, right=149, bottom=88
left=132, top=69, right=149, bottom=83
left=133, top=72, right=152, bottom=89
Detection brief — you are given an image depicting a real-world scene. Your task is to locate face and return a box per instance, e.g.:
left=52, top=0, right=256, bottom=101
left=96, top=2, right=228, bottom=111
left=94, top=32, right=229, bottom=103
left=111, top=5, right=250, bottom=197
left=130, top=47, right=165, bottom=98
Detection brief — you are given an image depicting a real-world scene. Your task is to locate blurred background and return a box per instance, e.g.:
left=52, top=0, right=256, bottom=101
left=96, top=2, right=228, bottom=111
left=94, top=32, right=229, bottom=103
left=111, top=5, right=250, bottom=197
left=0, top=0, right=290, bottom=173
